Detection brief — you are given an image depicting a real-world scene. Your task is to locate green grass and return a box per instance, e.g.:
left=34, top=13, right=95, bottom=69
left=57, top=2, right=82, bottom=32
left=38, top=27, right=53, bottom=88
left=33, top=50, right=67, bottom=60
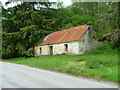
left=2, top=43, right=119, bottom=83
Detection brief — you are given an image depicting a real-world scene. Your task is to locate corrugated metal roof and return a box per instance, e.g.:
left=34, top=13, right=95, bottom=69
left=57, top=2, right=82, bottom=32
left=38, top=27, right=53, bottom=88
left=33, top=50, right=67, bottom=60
left=41, top=25, right=88, bottom=45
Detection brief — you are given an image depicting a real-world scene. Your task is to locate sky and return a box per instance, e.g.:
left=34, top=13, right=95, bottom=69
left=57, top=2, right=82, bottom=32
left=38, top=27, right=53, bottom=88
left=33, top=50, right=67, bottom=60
left=1, top=0, right=72, bottom=8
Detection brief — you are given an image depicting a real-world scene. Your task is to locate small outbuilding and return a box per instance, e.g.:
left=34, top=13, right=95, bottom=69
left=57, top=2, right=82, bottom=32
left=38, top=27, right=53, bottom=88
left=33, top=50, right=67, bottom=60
left=34, top=25, right=101, bottom=56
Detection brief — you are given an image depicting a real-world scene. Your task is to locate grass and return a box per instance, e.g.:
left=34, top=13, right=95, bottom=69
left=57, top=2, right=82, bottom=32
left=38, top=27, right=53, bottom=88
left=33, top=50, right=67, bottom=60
left=2, top=43, right=119, bottom=83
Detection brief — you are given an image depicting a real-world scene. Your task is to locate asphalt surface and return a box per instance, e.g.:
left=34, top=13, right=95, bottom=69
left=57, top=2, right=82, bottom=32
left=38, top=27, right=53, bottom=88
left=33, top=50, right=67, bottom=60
left=0, top=61, right=118, bottom=88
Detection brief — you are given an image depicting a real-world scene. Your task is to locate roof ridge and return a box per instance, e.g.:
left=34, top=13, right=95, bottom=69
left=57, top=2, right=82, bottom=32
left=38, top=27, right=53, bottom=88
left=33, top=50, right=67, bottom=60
left=52, top=25, right=87, bottom=34
left=61, top=25, right=86, bottom=31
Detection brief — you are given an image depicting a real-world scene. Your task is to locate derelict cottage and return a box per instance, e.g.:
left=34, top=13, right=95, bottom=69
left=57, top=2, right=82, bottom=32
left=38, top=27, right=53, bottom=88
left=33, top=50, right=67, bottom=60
left=35, top=25, right=101, bottom=56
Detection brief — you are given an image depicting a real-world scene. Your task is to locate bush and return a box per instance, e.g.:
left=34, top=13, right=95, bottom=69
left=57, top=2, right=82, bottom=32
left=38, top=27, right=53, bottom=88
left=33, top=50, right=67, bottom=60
left=2, top=44, right=15, bottom=59
left=2, top=43, right=33, bottom=59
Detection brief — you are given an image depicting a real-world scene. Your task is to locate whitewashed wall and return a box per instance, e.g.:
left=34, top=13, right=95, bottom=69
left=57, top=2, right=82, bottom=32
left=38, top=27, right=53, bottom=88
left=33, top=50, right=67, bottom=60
left=34, top=41, right=80, bottom=56
left=53, top=41, right=80, bottom=55
left=34, top=45, right=49, bottom=56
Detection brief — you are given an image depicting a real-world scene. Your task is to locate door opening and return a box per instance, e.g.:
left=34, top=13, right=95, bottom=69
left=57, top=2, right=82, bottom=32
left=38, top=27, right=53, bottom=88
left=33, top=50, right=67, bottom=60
left=50, top=46, right=53, bottom=55
left=40, top=47, right=42, bottom=54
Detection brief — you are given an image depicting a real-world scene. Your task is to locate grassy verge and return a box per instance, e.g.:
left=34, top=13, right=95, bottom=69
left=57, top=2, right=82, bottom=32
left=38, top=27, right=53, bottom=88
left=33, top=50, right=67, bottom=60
left=2, top=43, right=119, bottom=83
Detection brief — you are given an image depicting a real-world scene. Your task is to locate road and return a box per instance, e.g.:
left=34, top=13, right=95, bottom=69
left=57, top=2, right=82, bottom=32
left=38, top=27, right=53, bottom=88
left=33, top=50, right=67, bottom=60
left=0, top=61, right=118, bottom=88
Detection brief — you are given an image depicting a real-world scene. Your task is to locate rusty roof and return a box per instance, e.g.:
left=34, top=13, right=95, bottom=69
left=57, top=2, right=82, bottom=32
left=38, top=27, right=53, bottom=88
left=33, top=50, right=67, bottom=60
left=41, top=25, right=88, bottom=45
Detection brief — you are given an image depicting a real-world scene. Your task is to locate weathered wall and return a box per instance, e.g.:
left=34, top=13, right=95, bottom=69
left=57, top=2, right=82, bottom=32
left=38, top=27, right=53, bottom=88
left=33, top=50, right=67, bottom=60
left=34, top=45, right=49, bottom=56
left=53, top=41, right=79, bottom=55
left=35, top=41, right=80, bottom=56
left=78, top=30, right=102, bottom=54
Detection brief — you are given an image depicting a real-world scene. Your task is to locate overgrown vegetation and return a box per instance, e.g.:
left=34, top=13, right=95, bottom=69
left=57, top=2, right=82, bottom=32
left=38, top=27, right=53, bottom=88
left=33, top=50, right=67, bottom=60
left=2, top=2, right=119, bottom=59
left=2, top=43, right=119, bottom=83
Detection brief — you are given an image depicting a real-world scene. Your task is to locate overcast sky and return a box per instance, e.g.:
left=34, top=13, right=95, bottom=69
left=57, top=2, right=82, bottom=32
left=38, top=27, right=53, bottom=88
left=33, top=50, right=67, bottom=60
left=1, top=0, right=72, bottom=8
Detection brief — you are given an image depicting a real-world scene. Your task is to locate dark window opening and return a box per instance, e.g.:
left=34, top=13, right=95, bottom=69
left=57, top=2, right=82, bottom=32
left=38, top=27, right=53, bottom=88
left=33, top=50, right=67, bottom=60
left=65, top=44, right=68, bottom=51
left=40, top=47, right=42, bottom=54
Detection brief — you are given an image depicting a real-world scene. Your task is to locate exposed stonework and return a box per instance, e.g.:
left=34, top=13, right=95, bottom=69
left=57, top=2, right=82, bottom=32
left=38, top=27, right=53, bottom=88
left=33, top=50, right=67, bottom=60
left=78, top=29, right=102, bottom=54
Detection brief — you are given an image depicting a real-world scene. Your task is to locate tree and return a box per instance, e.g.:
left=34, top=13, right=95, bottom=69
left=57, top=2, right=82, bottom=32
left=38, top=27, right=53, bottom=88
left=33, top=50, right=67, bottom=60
left=2, top=2, right=58, bottom=58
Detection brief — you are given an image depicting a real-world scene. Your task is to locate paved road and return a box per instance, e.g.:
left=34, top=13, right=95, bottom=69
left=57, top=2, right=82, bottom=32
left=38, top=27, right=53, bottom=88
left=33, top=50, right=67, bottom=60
left=0, top=62, right=118, bottom=88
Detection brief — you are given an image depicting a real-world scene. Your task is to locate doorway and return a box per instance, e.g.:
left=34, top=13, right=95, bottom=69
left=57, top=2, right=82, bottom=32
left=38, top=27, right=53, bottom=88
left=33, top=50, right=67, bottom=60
left=49, top=46, right=53, bottom=55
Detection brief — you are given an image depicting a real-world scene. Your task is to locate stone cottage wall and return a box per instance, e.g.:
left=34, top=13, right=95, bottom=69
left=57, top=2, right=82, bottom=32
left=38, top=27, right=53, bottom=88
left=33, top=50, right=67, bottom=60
left=53, top=41, right=79, bottom=55
left=78, top=30, right=102, bottom=54
left=34, top=41, right=80, bottom=56
left=34, top=45, right=49, bottom=56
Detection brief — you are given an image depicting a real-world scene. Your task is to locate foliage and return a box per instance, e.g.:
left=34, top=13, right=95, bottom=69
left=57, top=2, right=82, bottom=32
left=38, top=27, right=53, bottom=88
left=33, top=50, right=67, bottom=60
left=70, top=15, right=95, bottom=26
left=2, top=2, right=58, bottom=58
